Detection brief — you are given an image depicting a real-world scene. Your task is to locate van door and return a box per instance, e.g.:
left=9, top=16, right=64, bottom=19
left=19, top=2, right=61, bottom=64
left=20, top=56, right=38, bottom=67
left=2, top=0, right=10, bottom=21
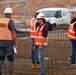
left=62, top=10, right=70, bottom=25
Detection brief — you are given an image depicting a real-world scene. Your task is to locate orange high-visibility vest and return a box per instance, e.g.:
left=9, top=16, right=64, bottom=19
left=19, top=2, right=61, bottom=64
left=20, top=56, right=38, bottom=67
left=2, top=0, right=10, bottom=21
left=67, top=22, right=76, bottom=40
left=30, top=17, right=37, bottom=39
left=35, top=24, right=48, bottom=46
left=0, top=18, right=13, bottom=40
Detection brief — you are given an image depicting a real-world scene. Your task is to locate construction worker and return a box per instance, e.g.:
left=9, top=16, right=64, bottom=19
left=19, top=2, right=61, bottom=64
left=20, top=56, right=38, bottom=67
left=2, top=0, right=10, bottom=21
left=34, top=13, right=48, bottom=75
left=0, top=7, right=17, bottom=75
left=67, top=17, right=76, bottom=65
left=67, top=17, right=76, bottom=61
left=30, top=11, right=40, bottom=69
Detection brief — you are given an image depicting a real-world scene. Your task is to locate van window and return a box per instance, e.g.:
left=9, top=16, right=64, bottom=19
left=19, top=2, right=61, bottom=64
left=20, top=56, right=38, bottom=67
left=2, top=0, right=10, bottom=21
left=42, top=11, right=57, bottom=18
left=55, top=11, right=62, bottom=18
left=42, top=11, right=62, bottom=18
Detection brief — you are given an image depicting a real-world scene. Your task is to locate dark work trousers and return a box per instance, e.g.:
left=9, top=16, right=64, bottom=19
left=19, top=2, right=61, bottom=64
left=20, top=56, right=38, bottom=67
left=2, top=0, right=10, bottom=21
left=70, top=40, right=76, bottom=64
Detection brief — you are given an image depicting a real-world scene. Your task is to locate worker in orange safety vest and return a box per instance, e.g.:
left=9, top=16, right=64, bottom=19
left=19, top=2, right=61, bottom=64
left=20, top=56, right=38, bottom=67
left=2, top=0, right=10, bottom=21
left=67, top=17, right=76, bottom=65
left=0, top=7, right=17, bottom=75
left=34, top=13, right=48, bottom=75
left=30, top=11, right=40, bottom=69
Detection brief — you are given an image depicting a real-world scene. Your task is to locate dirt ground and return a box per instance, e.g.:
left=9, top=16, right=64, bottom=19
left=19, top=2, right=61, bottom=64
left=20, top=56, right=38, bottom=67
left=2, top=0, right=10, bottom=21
left=8, top=29, right=76, bottom=75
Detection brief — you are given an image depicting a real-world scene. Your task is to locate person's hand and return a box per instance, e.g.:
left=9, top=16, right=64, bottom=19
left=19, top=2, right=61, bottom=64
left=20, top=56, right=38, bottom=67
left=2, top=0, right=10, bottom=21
left=14, top=42, right=18, bottom=53
left=14, top=42, right=18, bottom=48
left=38, top=45, right=42, bottom=50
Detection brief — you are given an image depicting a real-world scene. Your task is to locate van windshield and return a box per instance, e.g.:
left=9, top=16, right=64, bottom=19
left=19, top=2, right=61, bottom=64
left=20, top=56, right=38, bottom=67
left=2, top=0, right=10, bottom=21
left=42, top=11, right=58, bottom=18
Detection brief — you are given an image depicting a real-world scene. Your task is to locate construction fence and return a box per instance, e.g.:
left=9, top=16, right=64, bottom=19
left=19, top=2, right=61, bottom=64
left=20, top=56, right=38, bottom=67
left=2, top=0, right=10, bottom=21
left=2, top=29, right=76, bottom=75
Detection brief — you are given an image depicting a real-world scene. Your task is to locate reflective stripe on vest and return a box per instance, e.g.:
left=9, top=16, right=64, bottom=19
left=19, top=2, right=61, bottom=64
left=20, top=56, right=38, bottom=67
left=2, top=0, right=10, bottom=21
left=0, top=18, right=13, bottom=40
left=67, top=22, right=76, bottom=40
left=30, top=17, right=37, bottom=39
left=35, top=24, right=48, bottom=46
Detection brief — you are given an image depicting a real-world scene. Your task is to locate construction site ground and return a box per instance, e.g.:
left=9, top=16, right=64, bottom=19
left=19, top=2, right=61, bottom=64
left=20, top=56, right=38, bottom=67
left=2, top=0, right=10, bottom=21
left=3, top=27, right=76, bottom=75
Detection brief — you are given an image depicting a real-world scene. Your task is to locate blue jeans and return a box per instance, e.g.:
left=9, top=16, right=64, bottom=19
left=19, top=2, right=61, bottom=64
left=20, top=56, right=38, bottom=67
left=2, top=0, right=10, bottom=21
left=37, top=46, right=46, bottom=75
left=31, top=40, right=39, bottom=64
left=70, top=40, right=76, bottom=64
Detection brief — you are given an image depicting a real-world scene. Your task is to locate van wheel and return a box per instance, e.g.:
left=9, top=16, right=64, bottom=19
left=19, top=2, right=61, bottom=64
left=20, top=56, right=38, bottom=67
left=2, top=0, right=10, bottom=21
left=52, top=25, right=56, bottom=30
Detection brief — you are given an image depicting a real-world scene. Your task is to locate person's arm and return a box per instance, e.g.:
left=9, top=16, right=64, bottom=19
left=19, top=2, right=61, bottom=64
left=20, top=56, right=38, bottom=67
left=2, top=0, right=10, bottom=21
left=11, top=31, right=17, bottom=45
left=39, top=24, right=48, bottom=50
left=41, top=37, right=46, bottom=46
left=74, top=23, right=76, bottom=36
left=8, top=19, right=18, bottom=46
left=41, top=24, right=48, bottom=45
left=39, top=37, right=46, bottom=50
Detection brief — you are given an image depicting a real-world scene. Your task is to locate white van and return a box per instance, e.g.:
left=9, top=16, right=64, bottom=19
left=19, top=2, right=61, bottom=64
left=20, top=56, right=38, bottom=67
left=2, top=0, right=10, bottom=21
left=37, top=8, right=71, bottom=30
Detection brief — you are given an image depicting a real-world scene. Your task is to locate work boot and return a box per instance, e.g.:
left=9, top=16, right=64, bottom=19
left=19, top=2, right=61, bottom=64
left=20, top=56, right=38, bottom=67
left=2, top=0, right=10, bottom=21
left=32, top=63, right=36, bottom=69
left=36, top=63, right=40, bottom=69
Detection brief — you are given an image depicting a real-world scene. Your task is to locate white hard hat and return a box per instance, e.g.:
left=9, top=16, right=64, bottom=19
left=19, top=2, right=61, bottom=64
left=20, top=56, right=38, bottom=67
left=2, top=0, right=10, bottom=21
left=36, top=13, right=45, bottom=19
left=4, top=7, right=13, bottom=14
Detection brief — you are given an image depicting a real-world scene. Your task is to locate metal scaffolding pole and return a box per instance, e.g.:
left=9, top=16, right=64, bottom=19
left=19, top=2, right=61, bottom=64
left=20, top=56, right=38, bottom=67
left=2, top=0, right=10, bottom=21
left=23, top=2, right=26, bottom=24
left=0, top=0, right=25, bottom=4
left=0, top=0, right=26, bottom=25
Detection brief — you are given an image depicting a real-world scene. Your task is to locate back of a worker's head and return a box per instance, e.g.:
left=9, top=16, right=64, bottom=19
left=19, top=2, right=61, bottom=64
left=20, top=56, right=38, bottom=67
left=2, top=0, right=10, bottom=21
left=36, top=13, right=45, bottom=19
left=4, top=7, right=13, bottom=14
left=35, top=10, right=41, bottom=18
left=71, top=17, right=76, bottom=24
